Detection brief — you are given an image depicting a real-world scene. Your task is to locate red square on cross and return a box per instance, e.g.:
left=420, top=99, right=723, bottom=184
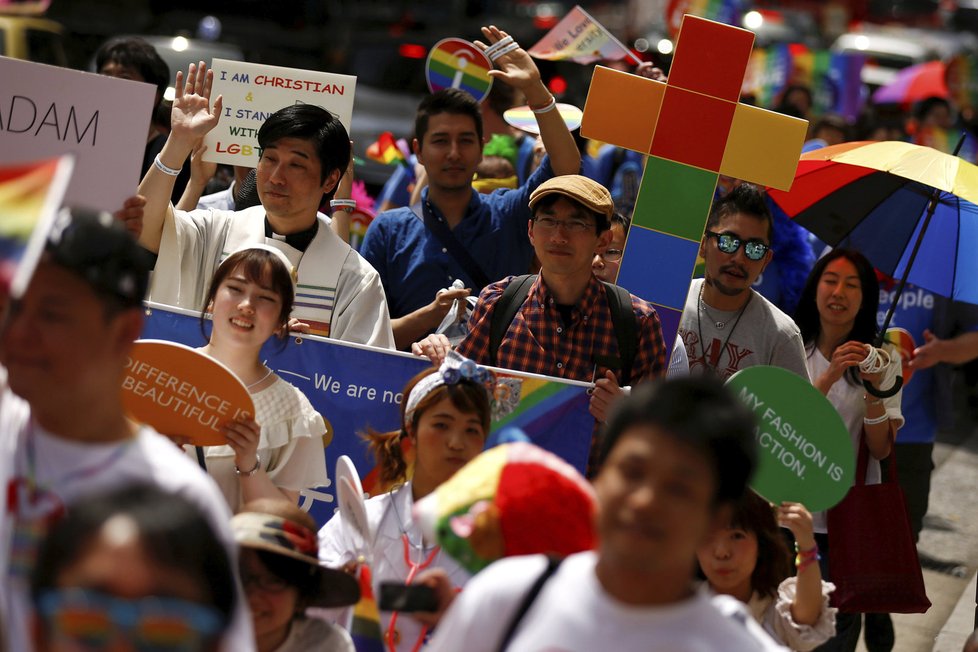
left=667, top=15, right=754, bottom=102
left=649, top=87, right=736, bottom=172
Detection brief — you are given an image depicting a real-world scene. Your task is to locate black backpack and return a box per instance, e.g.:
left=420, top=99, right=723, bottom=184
left=488, top=274, right=639, bottom=385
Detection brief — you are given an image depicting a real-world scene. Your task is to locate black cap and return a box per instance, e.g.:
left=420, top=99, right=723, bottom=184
left=44, top=207, right=150, bottom=308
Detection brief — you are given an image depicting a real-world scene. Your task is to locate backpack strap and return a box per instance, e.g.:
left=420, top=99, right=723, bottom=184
left=600, top=282, right=638, bottom=386
left=496, top=556, right=563, bottom=652
left=488, top=275, right=537, bottom=367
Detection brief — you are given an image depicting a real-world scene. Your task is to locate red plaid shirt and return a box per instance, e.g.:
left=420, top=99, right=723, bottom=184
left=456, top=275, right=667, bottom=384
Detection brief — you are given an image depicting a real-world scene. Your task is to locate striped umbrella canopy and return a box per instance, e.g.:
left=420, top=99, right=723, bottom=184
left=872, top=60, right=948, bottom=106
left=768, top=140, right=978, bottom=306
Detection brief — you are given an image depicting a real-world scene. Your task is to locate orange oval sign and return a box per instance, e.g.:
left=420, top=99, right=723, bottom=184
left=122, top=340, right=254, bottom=446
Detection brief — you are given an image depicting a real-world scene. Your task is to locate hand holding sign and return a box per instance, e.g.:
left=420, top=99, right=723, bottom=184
left=726, top=366, right=854, bottom=512
left=122, top=340, right=254, bottom=446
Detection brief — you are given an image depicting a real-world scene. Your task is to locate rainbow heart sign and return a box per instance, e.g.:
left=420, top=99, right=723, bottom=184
left=426, top=38, right=494, bottom=103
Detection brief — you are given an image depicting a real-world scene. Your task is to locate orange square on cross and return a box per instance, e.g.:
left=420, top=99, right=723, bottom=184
left=649, top=86, right=736, bottom=172
left=581, top=66, right=665, bottom=153
left=667, top=15, right=754, bottom=102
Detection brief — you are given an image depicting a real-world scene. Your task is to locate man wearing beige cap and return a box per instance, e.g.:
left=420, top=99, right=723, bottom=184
left=413, top=175, right=667, bottom=421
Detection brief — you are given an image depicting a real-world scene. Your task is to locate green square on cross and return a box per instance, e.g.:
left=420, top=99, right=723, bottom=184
left=632, top=157, right=718, bottom=242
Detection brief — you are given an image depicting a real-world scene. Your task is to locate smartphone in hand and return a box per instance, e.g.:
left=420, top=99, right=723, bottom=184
left=378, top=582, right=439, bottom=612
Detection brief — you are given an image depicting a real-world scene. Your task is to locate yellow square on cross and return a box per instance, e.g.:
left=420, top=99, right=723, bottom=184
left=720, top=104, right=808, bottom=191
left=581, top=66, right=666, bottom=154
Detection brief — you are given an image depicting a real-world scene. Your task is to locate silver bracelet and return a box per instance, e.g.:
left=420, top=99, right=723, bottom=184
left=235, top=454, right=261, bottom=476
left=153, top=154, right=181, bottom=176
left=863, top=414, right=889, bottom=426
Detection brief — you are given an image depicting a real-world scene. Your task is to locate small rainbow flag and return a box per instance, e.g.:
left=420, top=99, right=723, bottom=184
left=946, top=54, right=978, bottom=112
left=528, top=5, right=640, bottom=65
left=0, top=156, right=74, bottom=298
left=350, top=564, right=384, bottom=652
left=366, top=132, right=408, bottom=167
left=426, top=38, right=494, bottom=103
left=667, top=0, right=745, bottom=39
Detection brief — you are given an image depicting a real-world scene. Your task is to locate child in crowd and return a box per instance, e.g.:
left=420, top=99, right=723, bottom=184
left=698, top=491, right=836, bottom=651
left=319, top=351, right=495, bottom=652
left=31, top=484, right=237, bottom=652
left=192, top=246, right=327, bottom=511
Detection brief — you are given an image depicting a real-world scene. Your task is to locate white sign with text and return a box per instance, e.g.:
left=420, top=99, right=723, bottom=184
left=0, top=56, right=155, bottom=212
left=203, top=58, right=356, bottom=167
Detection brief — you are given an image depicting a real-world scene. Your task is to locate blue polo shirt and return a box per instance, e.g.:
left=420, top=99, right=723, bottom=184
left=362, top=156, right=555, bottom=320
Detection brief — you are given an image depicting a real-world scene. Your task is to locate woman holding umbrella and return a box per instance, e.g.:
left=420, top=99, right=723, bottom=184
left=793, top=248, right=904, bottom=651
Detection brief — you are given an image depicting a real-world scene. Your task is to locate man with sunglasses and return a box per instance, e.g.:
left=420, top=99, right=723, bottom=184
left=679, top=183, right=809, bottom=381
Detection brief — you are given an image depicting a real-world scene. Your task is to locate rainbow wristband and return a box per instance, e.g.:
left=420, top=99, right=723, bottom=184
left=794, top=542, right=820, bottom=570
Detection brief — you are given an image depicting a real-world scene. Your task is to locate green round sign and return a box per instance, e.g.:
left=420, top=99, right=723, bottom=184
left=726, top=366, right=854, bottom=512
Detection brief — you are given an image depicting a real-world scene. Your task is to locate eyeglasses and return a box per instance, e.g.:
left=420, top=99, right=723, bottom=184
left=533, top=216, right=595, bottom=234
left=37, top=588, right=223, bottom=652
left=597, top=248, right=623, bottom=262
left=705, top=231, right=770, bottom=261
left=240, top=569, right=292, bottom=594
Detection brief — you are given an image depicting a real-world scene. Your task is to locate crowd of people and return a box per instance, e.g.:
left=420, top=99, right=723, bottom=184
left=3, top=20, right=978, bottom=652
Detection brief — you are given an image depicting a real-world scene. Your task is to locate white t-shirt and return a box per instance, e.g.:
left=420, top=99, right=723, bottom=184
left=151, top=205, right=395, bottom=348
left=427, top=551, right=787, bottom=652
left=0, top=382, right=255, bottom=652
left=679, top=280, right=810, bottom=382
left=277, top=616, right=354, bottom=652
left=189, top=375, right=328, bottom=512
left=318, top=483, right=470, bottom=652
left=805, top=345, right=904, bottom=532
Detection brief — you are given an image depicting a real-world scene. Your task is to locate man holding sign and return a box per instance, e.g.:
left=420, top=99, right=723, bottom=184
left=135, top=63, right=394, bottom=348
left=0, top=210, right=253, bottom=652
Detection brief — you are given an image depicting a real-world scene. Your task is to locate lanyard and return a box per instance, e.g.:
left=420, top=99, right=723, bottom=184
left=383, top=487, right=441, bottom=652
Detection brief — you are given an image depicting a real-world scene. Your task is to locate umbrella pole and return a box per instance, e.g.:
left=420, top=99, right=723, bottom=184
left=867, top=134, right=967, bottom=398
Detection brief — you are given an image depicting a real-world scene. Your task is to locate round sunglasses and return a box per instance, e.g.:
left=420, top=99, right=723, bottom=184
left=705, top=230, right=770, bottom=261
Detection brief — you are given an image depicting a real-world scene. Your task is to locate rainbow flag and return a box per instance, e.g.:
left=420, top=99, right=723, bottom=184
left=912, top=126, right=978, bottom=163
left=350, top=565, right=384, bottom=652
left=667, top=0, right=745, bottom=38
left=365, top=132, right=408, bottom=167
left=426, top=39, right=493, bottom=101
left=947, top=55, right=978, bottom=112
left=0, top=156, right=74, bottom=298
left=528, top=5, right=640, bottom=65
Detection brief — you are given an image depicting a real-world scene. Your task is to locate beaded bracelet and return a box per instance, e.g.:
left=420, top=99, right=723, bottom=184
left=795, top=542, right=820, bottom=573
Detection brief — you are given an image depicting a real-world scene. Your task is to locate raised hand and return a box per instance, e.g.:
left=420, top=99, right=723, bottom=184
left=171, top=62, right=223, bottom=143
left=475, top=25, right=541, bottom=93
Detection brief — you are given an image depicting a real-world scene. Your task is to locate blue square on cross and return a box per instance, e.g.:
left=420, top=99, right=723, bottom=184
left=616, top=227, right=700, bottom=310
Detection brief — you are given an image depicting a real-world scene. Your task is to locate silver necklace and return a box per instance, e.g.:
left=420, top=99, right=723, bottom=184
left=246, top=367, right=274, bottom=390
left=699, top=293, right=732, bottom=329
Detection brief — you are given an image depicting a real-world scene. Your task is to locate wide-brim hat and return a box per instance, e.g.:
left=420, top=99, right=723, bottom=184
left=231, top=512, right=359, bottom=608
left=528, top=175, right=614, bottom=220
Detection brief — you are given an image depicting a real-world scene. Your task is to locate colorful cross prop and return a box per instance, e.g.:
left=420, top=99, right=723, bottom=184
left=581, top=15, right=808, bottom=352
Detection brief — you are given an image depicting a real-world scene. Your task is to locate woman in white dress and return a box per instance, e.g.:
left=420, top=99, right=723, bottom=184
left=191, top=245, right=327, bottom=511
left=319, top=352, right=495, bottom=652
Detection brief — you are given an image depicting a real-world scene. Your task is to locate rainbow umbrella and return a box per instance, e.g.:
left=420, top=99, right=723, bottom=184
left=768, top=139, right=978, bottom=395
left=872, top=60, right=948, bottom=106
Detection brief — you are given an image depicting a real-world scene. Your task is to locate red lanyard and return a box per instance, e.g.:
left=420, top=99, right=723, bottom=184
left=384, top=533, right=440, bottom=652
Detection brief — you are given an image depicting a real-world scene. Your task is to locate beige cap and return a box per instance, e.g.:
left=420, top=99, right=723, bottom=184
left=528, top=175, right=614, bottom=220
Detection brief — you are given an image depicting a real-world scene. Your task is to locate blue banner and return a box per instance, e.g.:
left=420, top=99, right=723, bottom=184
left=141, top=303, right=595, bottom=526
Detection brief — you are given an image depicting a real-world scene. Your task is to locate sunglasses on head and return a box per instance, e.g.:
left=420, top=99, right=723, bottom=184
left=37, top=588, right=223, bottom=652
left=705, top=230, right=770, bottom=261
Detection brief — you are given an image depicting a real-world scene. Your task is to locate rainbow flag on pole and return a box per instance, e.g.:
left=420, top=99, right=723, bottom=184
left=0, top=156, right=74, bottom=298
left=528, top=5, right=641, bottom=65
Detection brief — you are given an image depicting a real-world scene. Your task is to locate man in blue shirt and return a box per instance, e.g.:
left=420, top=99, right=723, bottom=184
left=361, top=26, right=581, bottom=349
